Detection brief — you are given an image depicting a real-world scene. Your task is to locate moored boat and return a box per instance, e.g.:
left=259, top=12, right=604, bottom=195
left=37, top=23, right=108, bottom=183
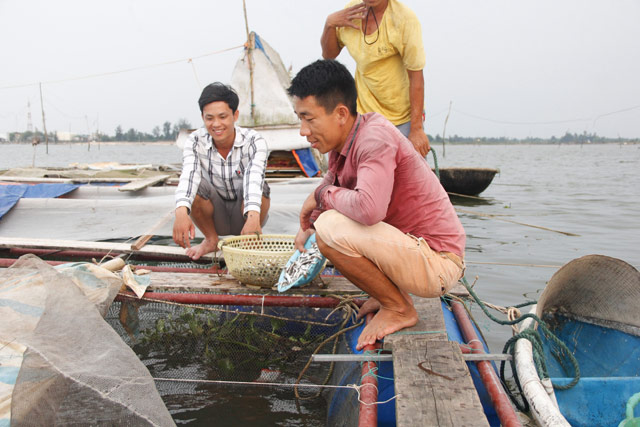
left=514, top=255, right=640, bottom=427
left=435, top=167, right=499, bottom=196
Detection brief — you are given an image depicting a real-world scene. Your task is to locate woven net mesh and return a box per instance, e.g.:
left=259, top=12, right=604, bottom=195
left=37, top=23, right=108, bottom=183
left=2, top=256, right=175, bottom=426
left=104, top=295, right=355, bottom=423
left=220, top=234, right=296, bottom=287
left=537, top=254, right=640, bottom=336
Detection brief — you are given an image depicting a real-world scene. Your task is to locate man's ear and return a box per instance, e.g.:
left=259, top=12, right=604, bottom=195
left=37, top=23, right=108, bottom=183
left=233, top=109, right=240, bottom=122
left=335, top=104, right=351, bottom=125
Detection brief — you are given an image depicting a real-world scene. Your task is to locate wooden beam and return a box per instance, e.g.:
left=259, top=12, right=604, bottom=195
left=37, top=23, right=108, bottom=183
left=118, top=175, right=171, bottom=192
left=391, top=338, right=489, bottom=426
left=0, top=236, right=216, bottom=262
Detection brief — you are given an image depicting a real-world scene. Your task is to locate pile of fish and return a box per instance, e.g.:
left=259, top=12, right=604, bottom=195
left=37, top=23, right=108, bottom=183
left=277, top=242, right=325, bottom=291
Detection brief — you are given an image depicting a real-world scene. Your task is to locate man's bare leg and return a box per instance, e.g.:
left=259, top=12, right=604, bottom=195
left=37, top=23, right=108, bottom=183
left=316, top=235, right=418, bottom=350
left=186, top=195, right=219, bottom=260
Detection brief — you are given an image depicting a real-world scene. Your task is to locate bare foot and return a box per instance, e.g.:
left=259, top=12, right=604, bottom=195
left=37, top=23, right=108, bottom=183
left=356, top=306, right=418, bottom=350
left=185, top=238, right=218, bottom=260
left=357, top=297, right=381, bottom=319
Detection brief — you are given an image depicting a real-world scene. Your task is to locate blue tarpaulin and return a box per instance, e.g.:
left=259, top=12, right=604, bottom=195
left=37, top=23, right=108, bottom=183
left=292, top=148, right=320, bottom=177
left=0, top=183, right=79, bottom=219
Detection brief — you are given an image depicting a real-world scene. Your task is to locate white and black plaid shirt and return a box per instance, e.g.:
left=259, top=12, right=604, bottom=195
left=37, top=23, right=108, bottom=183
left=175, top=126, right=268, bottom=215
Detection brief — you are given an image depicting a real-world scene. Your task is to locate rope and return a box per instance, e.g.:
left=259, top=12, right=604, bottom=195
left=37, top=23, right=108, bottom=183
left=458, top=276, right=581, bottom=411
left=295, top=295, right=362, bottom=400
left=426, top=147, right=440, bottom=179
left=154, top=377, right=398, bottom=406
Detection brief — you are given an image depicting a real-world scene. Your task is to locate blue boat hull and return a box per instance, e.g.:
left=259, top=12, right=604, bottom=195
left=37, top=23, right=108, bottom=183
left=541, top=315, right=640, bottom=427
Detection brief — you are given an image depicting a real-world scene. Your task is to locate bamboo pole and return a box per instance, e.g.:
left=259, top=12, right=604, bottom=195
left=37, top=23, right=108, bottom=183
left=441, top=101, right=452, bottom=158
left=242, top=0, right=256, bottom=124
left=39, top=82, right=49, bottom=154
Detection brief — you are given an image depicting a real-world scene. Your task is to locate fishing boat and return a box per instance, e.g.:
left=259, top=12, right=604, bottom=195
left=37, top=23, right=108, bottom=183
left=514, top=254, right=640, bottom=427
left=436, top=167, right=499, bottom=196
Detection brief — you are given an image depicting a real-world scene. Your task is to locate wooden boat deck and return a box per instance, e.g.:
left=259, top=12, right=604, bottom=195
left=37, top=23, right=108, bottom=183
left=385, top=297, right=488, bottom=426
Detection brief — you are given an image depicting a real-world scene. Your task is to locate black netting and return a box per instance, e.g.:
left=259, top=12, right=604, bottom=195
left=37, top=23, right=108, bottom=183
left=105, top=297, right=355, bottom=424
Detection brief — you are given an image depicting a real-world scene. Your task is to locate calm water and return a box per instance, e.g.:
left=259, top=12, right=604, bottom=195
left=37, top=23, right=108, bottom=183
left=2, top=141, right=639, bottom=421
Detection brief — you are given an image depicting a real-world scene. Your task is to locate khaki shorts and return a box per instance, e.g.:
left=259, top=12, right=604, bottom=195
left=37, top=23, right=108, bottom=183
left=314, top=210, right=464, bottom=297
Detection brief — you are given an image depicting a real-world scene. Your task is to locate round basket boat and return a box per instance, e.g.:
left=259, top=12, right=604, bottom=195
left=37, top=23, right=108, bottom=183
left=220, top=234, right=296, bottom=287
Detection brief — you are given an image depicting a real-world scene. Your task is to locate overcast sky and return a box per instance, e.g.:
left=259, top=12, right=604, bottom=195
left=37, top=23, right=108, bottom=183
left=1, top=0, right=639, bottom=139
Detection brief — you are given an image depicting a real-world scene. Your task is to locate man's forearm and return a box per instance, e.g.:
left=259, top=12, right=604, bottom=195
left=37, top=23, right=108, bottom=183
left=321, top=23, right=341, bottom=59
left=408, top=69, right=425, bottom=129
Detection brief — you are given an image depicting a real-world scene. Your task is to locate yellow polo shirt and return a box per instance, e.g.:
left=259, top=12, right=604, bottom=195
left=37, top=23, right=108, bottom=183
left=336, top=0, right=425, bottom=125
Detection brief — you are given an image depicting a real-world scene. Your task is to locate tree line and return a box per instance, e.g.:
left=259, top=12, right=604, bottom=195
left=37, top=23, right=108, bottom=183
left=4, top=125, right=639, bottom=144
left=5, top=119, right=192, bottom=143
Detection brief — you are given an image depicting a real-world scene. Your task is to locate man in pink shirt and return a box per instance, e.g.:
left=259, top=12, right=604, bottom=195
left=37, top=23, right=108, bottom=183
left=289, top=60, right=465, bottom=350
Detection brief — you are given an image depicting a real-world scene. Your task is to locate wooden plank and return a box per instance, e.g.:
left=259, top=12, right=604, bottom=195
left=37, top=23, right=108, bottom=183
left=448, top=282, right=470, bottom=297
left=0, top=176, right=137, bottom=184
left=0, top=237, right=217, bottom=262
left=118, top=175, right=170, bottom=192
left=384, top=297, right=448, bottom=347
left=146, top=271, right=362, bottom=295
left=391, top=338, right=488, bottom=427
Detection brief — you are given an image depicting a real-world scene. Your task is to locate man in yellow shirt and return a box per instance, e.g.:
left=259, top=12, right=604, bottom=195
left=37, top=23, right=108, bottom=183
left=321, top=0, right=430, bottom=156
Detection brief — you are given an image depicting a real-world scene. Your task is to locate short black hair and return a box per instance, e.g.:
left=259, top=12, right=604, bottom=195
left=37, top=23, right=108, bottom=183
left=287, top=59, right=357, bottom=116
left=198, top=82, right=239, bottom=113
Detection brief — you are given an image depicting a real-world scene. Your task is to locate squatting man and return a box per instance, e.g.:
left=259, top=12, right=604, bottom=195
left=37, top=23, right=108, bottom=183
left=173, top=83, right=270, bottom=259
left=288, top=59, right=466, bottom=350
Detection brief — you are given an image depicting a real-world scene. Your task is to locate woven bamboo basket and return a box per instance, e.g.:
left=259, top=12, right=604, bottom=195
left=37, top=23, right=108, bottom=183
left=220, top=234, right=296, bottom=287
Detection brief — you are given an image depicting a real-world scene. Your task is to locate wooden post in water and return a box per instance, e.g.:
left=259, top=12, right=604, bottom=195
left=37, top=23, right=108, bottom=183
left=441, top=100, right=452, bottom=158
left=39, top=82, right=49, bottom=154
left=242, top=0, right=256, bottom=124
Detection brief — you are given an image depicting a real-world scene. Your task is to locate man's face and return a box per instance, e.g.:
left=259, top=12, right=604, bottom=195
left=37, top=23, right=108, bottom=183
left=201, top=101, right=238, bottom=145
left=293, top=95, right=345, bottom=154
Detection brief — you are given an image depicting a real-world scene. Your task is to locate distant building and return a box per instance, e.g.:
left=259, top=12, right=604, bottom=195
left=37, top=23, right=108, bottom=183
left=56, top=131, right=73, bottom=141
left=0, top=133, right=8, bottom=142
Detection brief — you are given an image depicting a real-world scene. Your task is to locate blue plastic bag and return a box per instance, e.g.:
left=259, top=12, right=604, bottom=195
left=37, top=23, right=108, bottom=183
left=276, top=233, right=327, bottom=292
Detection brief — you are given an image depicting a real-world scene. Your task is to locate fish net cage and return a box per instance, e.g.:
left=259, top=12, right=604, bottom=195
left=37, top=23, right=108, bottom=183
left=105, top=293, right=360, bottom=423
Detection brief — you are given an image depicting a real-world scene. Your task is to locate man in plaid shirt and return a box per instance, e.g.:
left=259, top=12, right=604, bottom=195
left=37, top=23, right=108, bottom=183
left=173, top=83, right=270, bottom=260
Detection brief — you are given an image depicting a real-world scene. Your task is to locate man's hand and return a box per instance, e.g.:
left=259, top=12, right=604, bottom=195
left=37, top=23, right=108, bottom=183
left=326, top=3, right=367, bottom=30
left=241, top=211, right=262, bottom=236
left=300, top=192, right=318, bottom=231
left=408, top=127, right=430, bottom=157
left=322, top=3, right=367, bottom=59
left=173, top=207, right=195, bottom=248
left=294, top=228, right=316, bottom=253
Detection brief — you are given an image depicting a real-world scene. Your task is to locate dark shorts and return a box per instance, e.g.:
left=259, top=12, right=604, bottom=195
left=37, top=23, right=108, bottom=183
left=196, top=178, right=270, bottom=235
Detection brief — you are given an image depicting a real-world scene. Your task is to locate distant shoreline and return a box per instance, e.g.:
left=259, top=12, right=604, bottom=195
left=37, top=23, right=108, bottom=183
left=2, top=140, right=638, bottom=146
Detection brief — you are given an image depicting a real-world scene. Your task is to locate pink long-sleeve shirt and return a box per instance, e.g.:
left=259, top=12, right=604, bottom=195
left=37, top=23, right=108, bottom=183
left=311, top=112, right=466, bottom=257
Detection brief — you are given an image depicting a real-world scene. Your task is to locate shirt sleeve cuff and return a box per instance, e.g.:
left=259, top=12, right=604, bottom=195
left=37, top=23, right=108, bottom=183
left=314, top=184, right=332, bottom=209
left=176, top=200, right=192, bottom=211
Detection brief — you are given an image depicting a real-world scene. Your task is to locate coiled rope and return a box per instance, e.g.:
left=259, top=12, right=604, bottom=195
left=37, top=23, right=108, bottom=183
left=459, top=276, right=581, bottom=412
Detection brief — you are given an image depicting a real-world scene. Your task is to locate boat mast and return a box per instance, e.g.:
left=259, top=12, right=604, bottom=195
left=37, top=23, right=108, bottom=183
left=242, top=0, right=255, bottom=125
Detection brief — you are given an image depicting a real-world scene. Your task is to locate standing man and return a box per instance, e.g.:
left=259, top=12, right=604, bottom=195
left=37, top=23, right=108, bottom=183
left=173, top=83, right=270, bottom=260
left=288, top=60, right=465, bottom=350
left=321, top=0, right=431, bottom=156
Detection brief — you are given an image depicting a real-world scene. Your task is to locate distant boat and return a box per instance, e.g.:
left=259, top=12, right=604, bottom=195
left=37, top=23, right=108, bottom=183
left=435, top=167, right=498, bottom=196
left=514, top=254, right=640, bottom=427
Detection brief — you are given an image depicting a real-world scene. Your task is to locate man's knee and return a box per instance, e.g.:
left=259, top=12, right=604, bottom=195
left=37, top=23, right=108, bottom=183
left=192, top=194, right=213, bottom=213
left=314, top=210, right=354, bottom=250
